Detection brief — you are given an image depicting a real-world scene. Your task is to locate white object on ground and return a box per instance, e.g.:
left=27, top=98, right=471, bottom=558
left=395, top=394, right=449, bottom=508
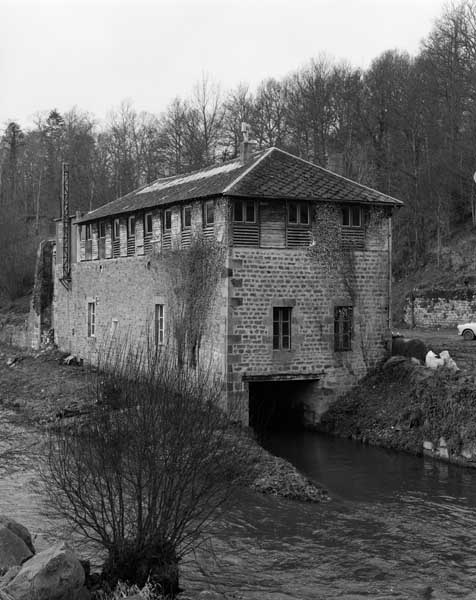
left=425, top=350, right=459, bottom=371
left=425, top=351, right=445, bottom=369
left=439, top=350, right=460, bottom=372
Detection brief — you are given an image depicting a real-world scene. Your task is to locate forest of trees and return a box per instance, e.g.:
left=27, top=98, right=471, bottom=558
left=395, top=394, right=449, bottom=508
left=2, top=0, right=476, bottom=298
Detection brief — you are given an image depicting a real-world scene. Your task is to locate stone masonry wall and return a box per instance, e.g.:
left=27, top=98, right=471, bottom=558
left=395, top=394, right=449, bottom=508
left=226, top=203, right=391, bottom=425
left=53, top=254, right=227, bottom=375
left=404, top=289, right=476, bottom=328
left=54, top=198, right=391, bottom=425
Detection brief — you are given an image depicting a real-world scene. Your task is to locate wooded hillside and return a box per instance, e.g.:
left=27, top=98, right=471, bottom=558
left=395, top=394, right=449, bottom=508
left=2, top=1, right=476, bottom=299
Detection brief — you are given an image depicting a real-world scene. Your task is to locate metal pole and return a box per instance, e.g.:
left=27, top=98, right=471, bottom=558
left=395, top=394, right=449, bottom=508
left=62, top=162, right=70, bottom=281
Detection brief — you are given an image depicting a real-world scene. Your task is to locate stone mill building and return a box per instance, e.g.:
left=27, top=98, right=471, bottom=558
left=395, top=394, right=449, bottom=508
left=53, top=144, right=402, bottom=426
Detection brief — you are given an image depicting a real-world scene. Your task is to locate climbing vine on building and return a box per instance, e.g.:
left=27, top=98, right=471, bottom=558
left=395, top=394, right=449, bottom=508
left=152, top=236, right=225, bottom=368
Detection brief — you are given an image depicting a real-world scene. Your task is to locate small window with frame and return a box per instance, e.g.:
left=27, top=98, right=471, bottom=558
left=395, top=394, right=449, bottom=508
left=87, top=301, right=96, bottom=338
left=164, top=209, right=172, bottom=231
left=334, top=306, right=353, bottom=351
left=127, top=215, right=135, bottom=238
left=113, top=218, right=120, bottom=240
left=155, top=303, right=164, bottom=347
left=182, top=205, right=192, bottom=229
left=85, top=223, right=91, bottom=240
left=233, top=199, right=256, bottom=223
left=144, top=212, right=153, bottom=235
left=99, top=221, right=106, bottom=239
left=288, top=201, right=309, bottom=225
left=343, top=206, right=362, bottom=228
left=273, top=307, right=292, bottom=350
left=204, top=200, right=215, bottom=226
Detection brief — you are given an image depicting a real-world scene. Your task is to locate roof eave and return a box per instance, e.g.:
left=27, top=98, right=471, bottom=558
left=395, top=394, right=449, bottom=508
left=225, top=191, right=403, bottom=207
left=76, top=192, right=225, bottom=224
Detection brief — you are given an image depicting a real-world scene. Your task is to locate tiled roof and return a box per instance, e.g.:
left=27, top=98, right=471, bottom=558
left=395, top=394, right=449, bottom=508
left=77, top=147, right=402, bottom=223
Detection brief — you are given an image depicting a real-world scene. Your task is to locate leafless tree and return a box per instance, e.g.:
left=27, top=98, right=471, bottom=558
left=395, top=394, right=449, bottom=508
left=43, top=341, right=252, bottom=596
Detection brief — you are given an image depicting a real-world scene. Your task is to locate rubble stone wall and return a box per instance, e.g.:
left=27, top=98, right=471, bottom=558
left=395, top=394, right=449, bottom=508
left=404, top=289, right=476, bottom=328
left=226, top=204, right=392, bottom=425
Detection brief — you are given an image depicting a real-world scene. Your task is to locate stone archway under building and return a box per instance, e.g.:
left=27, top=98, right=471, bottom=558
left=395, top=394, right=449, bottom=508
left=247, top=374, right=323, bottom=434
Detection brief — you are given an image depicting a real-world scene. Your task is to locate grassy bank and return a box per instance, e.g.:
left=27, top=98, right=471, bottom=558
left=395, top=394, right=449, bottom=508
left=319, top=357, right=476, bottom=464
left=0, top=342, right=328, bottom=503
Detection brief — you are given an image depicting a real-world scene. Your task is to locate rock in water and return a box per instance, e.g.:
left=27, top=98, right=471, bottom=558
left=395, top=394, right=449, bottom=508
left=0, top=517, right=34, bottom=554
left=3, top=542, right=85, bottom=600
left=0, top=527, right=32, bottom=573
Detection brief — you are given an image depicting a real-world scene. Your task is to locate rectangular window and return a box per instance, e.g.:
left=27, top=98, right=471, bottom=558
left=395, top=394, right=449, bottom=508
left=113, top=218, right=120, bottom=239
left=182, top=205, right=192, bottom=229
left=288, top=201, right=309, bottom=225
left=343, top=206, right=361, bottom=227
left=99, top=221, right=106, bottom=238
left=299, top=203, right=309, bottom=225
left=155, top=304, right=164, bottom=347
left=164, top=209, right=172, bottom=231
left=273, top=307, right=292, bottom=350
left=233, top=199, right=256, bottom=223
left=144, top=212, right=153, bottom=235
left=85, top=223, right=91, bottom=240
left=288, top=203, right=298, bottom=224
left=204, top=200, right=215, bottom=225
left=127, top=215, right=135, bottom=237
left=334, top=306, right=353, bottom=351
left=87, top=302, right=96, bottom=337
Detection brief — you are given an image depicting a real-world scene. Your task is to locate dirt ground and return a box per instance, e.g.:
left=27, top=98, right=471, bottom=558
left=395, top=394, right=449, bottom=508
left=0, top=341, right=328, bottom=504
left=0, top=342, right=92, bottom=424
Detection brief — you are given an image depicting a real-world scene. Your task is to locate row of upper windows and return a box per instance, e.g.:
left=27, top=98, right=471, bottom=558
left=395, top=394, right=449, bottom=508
left=80, top=201, right=363, bottom=241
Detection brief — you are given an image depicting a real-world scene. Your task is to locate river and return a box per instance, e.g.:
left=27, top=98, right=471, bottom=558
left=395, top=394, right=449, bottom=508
left=2, top=411, right=476, bottom=599
left=183, top=432, right=476, bottom=600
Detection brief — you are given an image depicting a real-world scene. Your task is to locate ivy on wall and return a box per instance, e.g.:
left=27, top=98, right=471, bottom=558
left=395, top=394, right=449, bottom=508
left=151, top=236, right=225, bottom=368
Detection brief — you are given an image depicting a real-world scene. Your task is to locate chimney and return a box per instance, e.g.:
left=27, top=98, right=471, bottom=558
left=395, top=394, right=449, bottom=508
left=240, top=122, right=252, bottom=164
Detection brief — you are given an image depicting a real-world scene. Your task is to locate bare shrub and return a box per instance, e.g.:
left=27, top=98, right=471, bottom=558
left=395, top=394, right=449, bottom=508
left=43, top=339, right=252, bottom=596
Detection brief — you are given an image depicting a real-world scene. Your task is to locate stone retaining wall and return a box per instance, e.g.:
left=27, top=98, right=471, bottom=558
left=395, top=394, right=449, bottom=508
left=404, top=288, right=476, bottom=328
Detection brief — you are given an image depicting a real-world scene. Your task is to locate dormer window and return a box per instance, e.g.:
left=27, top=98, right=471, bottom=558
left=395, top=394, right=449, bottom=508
left=288, top=201, right=309, bottom=225
left=343, top=206, right=361, bottom=228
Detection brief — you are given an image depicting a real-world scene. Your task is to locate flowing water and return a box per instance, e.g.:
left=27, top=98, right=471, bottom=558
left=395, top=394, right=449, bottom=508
left=183, top=432, right=476, bottom=600
left=2, top=410, right=476, bottom=599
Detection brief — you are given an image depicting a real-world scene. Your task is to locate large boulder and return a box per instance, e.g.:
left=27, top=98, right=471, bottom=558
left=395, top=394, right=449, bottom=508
left=0, top=526, right=33, bottom=573
left=0, top=517, right=34, bottom=554
left=392, top=336, right=427, bottom=363
left=3, top=542, right=85, bottom=600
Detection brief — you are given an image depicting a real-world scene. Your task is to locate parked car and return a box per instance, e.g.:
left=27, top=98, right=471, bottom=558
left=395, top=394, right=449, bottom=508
left=457, top=322, right=476, bottom=340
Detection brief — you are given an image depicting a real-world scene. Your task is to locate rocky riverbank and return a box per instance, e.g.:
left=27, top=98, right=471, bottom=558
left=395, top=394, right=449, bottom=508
left=318, top=356, right=476, bottom=467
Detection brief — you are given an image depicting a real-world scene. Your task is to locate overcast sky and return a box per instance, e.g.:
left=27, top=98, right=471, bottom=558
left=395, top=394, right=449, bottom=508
left=1, top=0, right=446, bottom=129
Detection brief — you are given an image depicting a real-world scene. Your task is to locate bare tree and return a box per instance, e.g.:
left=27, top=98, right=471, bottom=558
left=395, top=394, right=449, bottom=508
left=43, top=341, right=252, bottom=596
